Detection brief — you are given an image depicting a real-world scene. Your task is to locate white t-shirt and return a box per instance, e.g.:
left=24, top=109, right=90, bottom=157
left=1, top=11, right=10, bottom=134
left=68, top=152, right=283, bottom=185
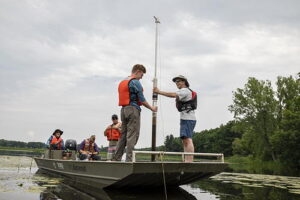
left=176, top=88, right=196, bottom=120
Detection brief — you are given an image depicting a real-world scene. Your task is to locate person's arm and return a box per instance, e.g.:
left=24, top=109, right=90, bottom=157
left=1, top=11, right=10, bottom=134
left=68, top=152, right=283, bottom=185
left=153, top=87, right=177, bottom=98
left=79, top=141, right=86, bottom=154
left=112, top=122, right=122, bottom=129
left=141, top=101, right=157, bottom=112
left=118, top=122, right=122, bottom=131
left=55, top=139, right=62, bottom=144
left=61, top=139, right=65, bottom=150
left=132, top=80, right=157, bottom=112
left=104, top=125, right=111, bottom=136
left=46, top=136, right=52, bottom=148
left=93, top=144, right=99, bottom=154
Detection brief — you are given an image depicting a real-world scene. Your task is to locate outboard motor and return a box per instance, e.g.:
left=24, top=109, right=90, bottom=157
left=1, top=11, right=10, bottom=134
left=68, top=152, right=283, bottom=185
left=65, top=139, right=77, bottom=151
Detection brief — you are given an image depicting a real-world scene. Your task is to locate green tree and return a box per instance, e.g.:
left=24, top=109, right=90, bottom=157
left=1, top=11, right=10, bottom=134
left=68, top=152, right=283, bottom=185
left=271, top=75, right=300, bottom=169
left=229, top=77, right=278, bottom=161
left=193, top=121, right=242, bottom=156
left=27, top=142, right=46, bottom=148
left=164, top=134, right=183, bottom=152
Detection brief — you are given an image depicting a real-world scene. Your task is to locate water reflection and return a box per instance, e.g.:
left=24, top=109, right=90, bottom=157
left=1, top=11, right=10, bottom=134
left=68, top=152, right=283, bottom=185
left=38, top=183, right=198, bottom=200
left=33, top=170, right=300, bottom=200
left=191, top=173, right=300, bottom=200
left=35, top=170, right=197, bottom=200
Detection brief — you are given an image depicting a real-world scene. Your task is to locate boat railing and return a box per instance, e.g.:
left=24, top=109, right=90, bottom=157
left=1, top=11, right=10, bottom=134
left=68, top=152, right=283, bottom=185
left=132, top=151, right=224, bottom=163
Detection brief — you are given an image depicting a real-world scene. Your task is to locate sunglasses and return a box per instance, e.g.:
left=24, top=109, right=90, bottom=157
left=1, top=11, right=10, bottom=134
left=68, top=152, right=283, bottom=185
left=175, top=79, right=184, bottom=83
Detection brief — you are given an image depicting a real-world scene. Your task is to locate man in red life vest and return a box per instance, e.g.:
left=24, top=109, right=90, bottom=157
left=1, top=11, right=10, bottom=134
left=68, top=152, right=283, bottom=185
left=46, top=129, right=64, bottom=150
left=79, top=135, right=100, bottom=160
left=104, top=114, right=122, bottom=160
left=113, top=64, right=157, bottom=162
left=154, top=75, right=197, bottom=162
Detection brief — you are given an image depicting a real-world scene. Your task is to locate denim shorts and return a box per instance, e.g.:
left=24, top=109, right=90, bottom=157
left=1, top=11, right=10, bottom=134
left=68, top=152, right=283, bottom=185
left=180, top=119, right=196, bottom=139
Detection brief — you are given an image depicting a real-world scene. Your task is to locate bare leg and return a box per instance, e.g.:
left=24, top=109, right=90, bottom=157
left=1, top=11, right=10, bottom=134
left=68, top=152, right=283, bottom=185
left=182, top=138, right=194, bottom=162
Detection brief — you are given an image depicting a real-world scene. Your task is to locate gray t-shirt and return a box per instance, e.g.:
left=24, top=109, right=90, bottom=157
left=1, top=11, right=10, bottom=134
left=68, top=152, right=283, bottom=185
left=176, top=88, right=196, bottom=120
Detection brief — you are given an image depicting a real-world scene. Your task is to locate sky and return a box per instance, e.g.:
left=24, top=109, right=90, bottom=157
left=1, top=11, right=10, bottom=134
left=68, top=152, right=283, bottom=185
left=0, top=0, right=299, bottom=148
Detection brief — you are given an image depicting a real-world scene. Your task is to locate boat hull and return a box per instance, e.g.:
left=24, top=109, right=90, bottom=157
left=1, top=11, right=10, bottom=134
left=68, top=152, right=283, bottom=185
left=34, top=158, right=227, bottom=189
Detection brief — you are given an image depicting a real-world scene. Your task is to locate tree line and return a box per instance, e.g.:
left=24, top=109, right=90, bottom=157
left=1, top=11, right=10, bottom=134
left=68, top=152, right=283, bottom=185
left=0, top=139, right=46, bottom=149
left=164, top=73, right=300, bottom=172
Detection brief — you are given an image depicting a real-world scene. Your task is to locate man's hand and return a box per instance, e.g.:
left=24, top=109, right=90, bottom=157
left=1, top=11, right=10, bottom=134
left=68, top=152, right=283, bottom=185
left=152, top=106, right=158, bottom=112
left=80, top=151, right=88, bottom=154
left=153, top=87, right=160, bottom=94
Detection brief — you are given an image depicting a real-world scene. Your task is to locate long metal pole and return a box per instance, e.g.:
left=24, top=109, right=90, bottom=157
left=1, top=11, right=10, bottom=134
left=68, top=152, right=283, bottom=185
left=151, top=16, right=160, bottom=161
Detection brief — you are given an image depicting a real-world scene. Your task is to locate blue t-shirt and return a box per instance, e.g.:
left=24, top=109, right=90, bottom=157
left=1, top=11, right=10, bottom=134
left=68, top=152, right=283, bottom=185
left=128, top=79, right=146, bottom=111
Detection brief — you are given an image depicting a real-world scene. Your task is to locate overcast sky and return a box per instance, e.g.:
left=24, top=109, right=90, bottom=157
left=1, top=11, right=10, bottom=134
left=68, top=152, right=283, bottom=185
left=0, top=0, right=299, bottom=148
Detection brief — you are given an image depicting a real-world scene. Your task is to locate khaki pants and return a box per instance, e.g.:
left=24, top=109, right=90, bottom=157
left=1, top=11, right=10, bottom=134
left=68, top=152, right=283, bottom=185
left=113, top=106, right=140, bottom=162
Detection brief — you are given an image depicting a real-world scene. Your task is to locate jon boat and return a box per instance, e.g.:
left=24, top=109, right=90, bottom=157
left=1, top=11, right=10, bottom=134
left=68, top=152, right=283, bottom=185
left=35, top=17, right=227, bottom=189
left=34, top=150, right=227, bottom=189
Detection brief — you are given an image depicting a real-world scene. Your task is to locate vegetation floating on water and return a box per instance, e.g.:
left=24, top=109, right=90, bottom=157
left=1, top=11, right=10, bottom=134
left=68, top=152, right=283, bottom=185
left=211, top=172, right=300, bottom=194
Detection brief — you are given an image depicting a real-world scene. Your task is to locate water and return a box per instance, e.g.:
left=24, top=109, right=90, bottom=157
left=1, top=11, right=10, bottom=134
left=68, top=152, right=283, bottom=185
left=0, top=156, right=299, bottom=200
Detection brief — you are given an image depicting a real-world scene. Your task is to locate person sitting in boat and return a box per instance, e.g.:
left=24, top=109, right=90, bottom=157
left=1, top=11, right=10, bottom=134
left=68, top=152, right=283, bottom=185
left=104, top=114, right=122, bottom=160
left=46, top=129, right=65, bottom=150
left=79, top=135, right=100, bottom=160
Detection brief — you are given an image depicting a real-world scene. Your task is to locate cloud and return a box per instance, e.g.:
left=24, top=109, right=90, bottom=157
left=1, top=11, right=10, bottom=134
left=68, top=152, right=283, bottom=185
left=0, top=0, right=299, bottom=148
left=27, top=131, right=35, bottom=137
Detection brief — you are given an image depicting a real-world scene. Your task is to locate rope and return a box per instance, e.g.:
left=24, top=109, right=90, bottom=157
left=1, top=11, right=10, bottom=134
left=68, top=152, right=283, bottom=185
left=160, top=152, right=168, bottom=200
left=29, top=157, right=34, bottom=173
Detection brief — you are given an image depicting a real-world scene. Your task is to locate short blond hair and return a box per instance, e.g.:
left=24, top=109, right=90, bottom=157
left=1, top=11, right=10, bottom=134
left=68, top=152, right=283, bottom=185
left=90, top=135, right=96, bottom=140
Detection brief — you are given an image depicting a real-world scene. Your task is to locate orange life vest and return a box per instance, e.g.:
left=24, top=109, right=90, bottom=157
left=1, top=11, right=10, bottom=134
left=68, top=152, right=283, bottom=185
left=83, top=139, right=95, bottom=153
left=50, top=136, right=63, bottom=149
left=105, top=125, right=121, bottom=141
left=118, top=77, right=143, bottom=106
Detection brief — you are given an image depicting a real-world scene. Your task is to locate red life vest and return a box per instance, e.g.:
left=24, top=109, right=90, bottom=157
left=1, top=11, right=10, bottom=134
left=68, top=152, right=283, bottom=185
left=50, top=136, right=63, bottom=150
left=105, top=125, right=121, bottom=141
left=118, top=77, right=143, bottom=106
left=83, top=139, right=95, bottom=153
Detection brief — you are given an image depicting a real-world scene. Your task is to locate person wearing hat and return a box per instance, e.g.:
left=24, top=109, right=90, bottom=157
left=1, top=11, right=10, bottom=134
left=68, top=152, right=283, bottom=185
left=104, top=114, right=122, bottom=160
left=154, top=75, right=197, bottom=162
left=46, top=129, right=65, bottom=150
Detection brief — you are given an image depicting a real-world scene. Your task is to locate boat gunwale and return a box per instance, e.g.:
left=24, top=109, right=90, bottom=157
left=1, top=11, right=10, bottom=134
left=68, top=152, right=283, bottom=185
left=35, top=157, right=227, bottom=165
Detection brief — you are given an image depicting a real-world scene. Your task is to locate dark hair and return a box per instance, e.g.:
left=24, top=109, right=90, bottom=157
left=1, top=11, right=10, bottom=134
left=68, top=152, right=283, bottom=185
left=112, top=114, right=118, bottom=120
left=184, top=80, right=190, bottom=87
left=52, top=129, right=63, bottom=135
left=132, top=64, right=146, bottom=73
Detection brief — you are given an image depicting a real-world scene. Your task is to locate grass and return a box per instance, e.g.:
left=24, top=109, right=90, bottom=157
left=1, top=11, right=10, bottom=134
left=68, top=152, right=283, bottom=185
left=0, top=147, right=45, bottom=153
